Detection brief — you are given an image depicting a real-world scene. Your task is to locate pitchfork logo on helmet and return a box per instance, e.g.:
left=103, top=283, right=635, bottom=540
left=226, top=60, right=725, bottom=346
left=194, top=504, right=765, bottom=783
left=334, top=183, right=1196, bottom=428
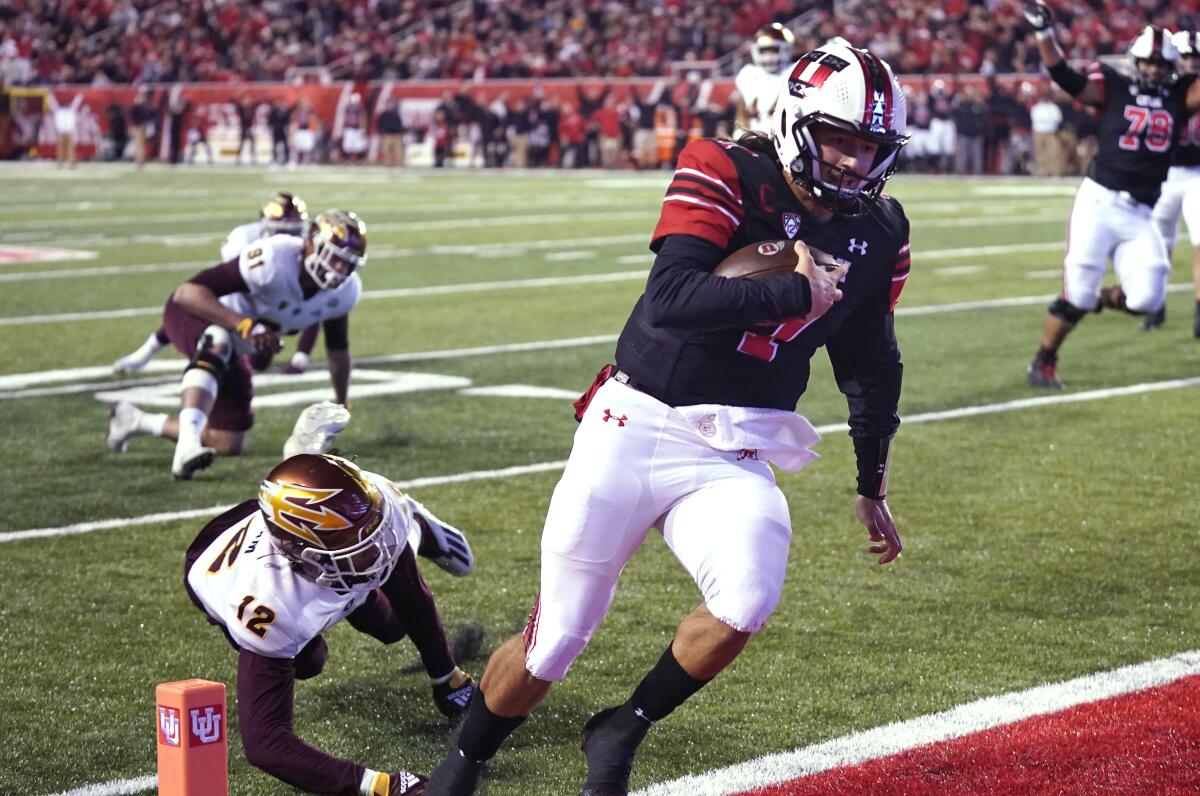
left=772, top=43, right=909, bottom=215
left=260, top=192, right=309, bottom=237
left=1128, top=26, right=1179, bottom=91
left=751, top=22, right=795, bottom=73
left=258, top=453, right=401, bottom=593
left=304, top=209, right=367, bottom=291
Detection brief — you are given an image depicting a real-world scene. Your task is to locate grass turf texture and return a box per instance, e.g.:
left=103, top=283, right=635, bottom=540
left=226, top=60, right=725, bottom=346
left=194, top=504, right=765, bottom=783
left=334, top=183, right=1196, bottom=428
left=0, top=163, right=1197, bottom=795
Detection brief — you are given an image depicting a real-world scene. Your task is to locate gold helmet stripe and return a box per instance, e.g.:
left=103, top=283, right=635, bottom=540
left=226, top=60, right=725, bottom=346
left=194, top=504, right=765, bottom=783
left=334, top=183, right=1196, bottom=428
left=259, top=480, right=355, bottom=547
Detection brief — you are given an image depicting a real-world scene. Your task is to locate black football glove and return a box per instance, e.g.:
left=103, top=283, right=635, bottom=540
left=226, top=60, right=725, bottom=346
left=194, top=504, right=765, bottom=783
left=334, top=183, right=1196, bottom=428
left=432, top=667, right=476, bottom=721
left=1023, top=0, right=1055, bottom=32
left=386, top=770, right=427, bottom=795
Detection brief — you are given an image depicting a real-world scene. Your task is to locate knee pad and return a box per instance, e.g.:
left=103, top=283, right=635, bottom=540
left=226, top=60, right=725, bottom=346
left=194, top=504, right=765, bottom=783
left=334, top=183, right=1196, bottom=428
left=188, top=326, right=234, bottom=378
left=521, top=596, right=592, bottom=682
left=1048, top=296, right=1089, bottom=324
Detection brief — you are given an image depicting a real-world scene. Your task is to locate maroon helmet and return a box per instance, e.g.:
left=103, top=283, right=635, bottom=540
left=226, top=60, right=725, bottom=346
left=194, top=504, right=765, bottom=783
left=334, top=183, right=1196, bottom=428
left=258, top=453, right=401, bottom=593
left=304, top=209, right=367, bottom=290
left=260, top=192, right=309, bottom=237
left=751, top=22, right=795, bottom=72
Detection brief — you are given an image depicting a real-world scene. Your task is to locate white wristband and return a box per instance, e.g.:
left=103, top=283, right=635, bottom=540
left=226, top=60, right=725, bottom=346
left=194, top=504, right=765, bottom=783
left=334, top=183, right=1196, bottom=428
left=359, top=768, right=385, bottom=796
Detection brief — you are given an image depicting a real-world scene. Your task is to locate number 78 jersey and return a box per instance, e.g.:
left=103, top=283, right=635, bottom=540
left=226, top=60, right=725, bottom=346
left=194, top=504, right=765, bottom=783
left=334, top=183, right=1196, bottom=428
left=1087, top=63, right=1199, bottom=207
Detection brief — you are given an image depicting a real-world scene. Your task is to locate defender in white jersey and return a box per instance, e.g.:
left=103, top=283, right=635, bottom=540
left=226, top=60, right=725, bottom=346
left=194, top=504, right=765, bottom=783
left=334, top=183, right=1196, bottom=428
left=734, top=23, right=795, bottom=133
left=107, top=209, right=367, bottom=479
left=185, top=453, right=476, bottom=795
left=113, top=192, right=312, bottom=374
left=1147, top=30, right=1200, bottom=336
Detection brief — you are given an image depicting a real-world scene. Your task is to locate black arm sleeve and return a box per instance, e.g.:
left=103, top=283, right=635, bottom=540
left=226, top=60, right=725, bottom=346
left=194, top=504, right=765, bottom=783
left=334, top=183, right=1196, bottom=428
left=825, top=287, right=903, bottom=497
left=1048, top=61, right=1088, bottom=97
left=236, top=649, right=365, bottom=795
left=187, top=259, right=248, bottom=296
left=642, top=234, right=812, bottom=331
left=322, top=314, right=349, bottom=352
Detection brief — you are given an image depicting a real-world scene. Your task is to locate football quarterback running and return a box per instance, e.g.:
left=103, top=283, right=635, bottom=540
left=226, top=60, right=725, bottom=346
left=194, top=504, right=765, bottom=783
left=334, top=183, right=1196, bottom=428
left=185, top=453, right=476, bottom=795
left=1147, top=30, right=1200, bottom=336
left=1023, top=2, right=1200, bottom=387
left=426, top=42, right=910, bottom=796
left=107, top=209, right=366, bottom=479
left=113, top=191, right=322, bottom=376
left=734, top=22, right=796, bottom=133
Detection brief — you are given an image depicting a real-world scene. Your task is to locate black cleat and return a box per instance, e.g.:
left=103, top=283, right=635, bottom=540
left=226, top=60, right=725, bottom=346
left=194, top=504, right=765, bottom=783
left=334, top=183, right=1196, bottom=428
left=580, top=706, right=651, bottom=796
left=424, top=750, right=483, bottom=796
left=1026, top=357, right=1063, bottom=389
left=1194, top=309, right=1200, bottom=339
left=1139, top=306, right=1165, bottom=331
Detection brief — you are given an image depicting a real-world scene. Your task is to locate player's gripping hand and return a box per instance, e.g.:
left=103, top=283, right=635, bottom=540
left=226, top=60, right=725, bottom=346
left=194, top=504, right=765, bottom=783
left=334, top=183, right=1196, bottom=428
left=794, top=245, right=847, bottom=320
left=385, top=770, right=427, bottom=795
left=1023, top=0, right=1055, bottom=32
left=235, top=317, right=282, bottom=355
left=854, top=496, right=902, bottom=565
left=432, top=667, right=476, bottom=721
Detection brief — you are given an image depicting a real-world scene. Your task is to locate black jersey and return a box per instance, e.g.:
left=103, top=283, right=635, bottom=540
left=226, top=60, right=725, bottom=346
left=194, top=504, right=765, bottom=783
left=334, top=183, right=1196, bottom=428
left=1174, top=108, right=1200, bottom=168
left=1085, top=63, right=1198, bottom=205
left=614, top=137, right=910, bottom=444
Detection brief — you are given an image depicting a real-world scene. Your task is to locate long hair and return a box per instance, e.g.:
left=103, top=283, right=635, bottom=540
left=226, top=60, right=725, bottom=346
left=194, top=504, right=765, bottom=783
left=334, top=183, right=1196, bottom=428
left=729, top=130, right=780, bottom=165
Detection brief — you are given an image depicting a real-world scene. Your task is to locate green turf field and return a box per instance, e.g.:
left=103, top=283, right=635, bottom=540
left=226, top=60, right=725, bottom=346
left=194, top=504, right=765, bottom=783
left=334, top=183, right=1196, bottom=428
left=0, top=163, right=1197, bottom=796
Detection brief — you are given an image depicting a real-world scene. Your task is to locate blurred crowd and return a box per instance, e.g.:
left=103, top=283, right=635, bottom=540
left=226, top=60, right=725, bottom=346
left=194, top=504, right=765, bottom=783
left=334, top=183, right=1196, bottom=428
left=4, top=0, right=1199, bottom=86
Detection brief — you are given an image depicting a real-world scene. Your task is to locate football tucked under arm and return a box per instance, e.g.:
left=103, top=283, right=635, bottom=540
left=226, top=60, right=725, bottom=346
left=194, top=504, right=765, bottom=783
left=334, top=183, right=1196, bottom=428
left=281, top=401, right=351, bottom=460
left=713, top=239, right=849, bottom=321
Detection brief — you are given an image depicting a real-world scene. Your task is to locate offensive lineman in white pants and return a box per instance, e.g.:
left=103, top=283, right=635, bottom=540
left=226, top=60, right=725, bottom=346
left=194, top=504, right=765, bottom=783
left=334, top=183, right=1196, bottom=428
left=427, top=42, right=910, bottom=796
left=1146, top=30, right=1200, bottom=337
left=1023, top=5, right=1200, bottom=388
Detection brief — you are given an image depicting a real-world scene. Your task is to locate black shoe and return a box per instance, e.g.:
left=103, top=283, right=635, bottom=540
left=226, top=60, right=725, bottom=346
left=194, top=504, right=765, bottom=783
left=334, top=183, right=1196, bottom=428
left=580, top=706, right=651, bottom=796
left=424, top=751, right=483, bottom=796
left=1194, top=309, right=1200, bottom=339
left=1140, top=307, right=1165, bottom=331
left=1026, top=357, right=1063, bottom=389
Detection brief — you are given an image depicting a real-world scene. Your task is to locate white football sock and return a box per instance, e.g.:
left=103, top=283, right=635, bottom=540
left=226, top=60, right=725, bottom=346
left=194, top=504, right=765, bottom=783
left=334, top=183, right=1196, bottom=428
left=177, top=407, right=208, bottom=448
left=138, top=412, right=169, bottom=437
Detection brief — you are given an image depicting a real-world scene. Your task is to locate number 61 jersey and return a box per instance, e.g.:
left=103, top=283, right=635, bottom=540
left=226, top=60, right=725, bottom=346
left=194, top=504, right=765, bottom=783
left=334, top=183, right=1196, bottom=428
left=185, top=476, right=420, bottom=659
left=1087, top=62, right=1199, bottom=207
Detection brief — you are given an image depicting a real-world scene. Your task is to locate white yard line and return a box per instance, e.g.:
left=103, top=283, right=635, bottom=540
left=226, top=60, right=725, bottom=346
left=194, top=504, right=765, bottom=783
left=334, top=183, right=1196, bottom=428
left=636, top=650, right=1200, bottom=795
left=4, top=375, right=1199, bottom=544
left=47, top=775, right=158, bottom=796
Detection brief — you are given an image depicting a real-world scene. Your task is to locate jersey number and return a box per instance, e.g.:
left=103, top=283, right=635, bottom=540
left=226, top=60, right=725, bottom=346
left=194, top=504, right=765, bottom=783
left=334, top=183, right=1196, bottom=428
left=236, top=594, right=276, bottom=638
left=1119, top=107, right=1174, bottom=153
left=1184, top=114, right=1200, bottom=148
left=736, top=318, right=814, bottom=362
left=244, top=246, right=265, bottom=269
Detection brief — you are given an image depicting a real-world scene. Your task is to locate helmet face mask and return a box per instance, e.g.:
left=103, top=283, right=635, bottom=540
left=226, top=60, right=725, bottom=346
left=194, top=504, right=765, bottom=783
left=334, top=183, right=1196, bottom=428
left=304, top=210, right=367, bottom=290
left=260, top=192, right=309, bottom=237
left=772, top=45, right=910, bottom=216
left=259, top=453, right=400, bottom=594
left=751, top=23, right=795, bottom=73
left=1128, top=26, right=1179, bottom=90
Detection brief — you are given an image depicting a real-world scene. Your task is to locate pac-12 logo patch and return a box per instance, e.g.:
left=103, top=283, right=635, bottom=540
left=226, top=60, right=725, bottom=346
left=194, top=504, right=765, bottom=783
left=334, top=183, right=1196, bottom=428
left=189, top=704, right=224, bottom=746
left=757, top=241, right=784, bottom=256
left=782, top=213, right=801, bottom=239
left=157, top=706, right=181, bottom=747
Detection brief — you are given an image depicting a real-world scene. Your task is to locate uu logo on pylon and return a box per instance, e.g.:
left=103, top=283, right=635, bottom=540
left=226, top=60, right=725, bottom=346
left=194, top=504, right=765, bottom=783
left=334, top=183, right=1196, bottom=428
left=189, top=705, right=224, bottom=746
left=157, top=706, right=181, bottom=747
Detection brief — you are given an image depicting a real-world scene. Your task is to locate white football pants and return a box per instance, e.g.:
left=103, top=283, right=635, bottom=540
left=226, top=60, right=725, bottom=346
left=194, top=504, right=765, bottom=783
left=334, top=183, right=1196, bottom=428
left=1151, top=165, right=1200, bottom=254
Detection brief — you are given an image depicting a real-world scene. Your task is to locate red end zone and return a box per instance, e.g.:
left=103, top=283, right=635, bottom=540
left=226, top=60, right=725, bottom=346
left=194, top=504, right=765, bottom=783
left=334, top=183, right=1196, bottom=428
left=742, top=675, right=1200, bottom=795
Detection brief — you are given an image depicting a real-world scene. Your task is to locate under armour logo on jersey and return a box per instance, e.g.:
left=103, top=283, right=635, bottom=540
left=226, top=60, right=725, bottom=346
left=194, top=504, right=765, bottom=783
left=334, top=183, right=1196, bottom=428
left=848, top=238, right=869, bottom=255
left=602, top=409, right=627, bottom=427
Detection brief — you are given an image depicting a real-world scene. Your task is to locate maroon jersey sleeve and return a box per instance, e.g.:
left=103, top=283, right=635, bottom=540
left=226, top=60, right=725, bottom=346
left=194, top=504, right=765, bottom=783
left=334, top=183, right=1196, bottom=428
left=378, top=546, right=456, bottom=679
left=236, top=649, right=365, bottom=795
left=187, top=259, right=249, bottom=297
left=651, top=139, right=744, bottom=249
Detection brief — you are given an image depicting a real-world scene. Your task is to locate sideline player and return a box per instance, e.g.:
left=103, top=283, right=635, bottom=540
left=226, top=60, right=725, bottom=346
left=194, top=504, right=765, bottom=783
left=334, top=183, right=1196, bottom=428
left=1023, top=3, right=1200, bottom=388
left=734, top=23, right=795, bottom=133
left=426, top=42, right=910, bottom=796
left=106, top=209, right=367, bottom=479
left=186, top=452, right=476, bottom=795
left=114, top=192, right=321, bottom=376
left=1146, top=30, right=1200, bottom=336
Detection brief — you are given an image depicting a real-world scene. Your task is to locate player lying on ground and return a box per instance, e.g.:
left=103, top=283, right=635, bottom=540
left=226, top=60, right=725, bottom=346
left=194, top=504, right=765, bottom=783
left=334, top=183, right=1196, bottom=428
left=106, top=209, right=366, bottom=479
left=185, top=453, right=477, bottom=795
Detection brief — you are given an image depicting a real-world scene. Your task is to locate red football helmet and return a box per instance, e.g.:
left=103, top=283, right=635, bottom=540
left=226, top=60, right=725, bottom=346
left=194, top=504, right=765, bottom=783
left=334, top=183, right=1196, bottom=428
left=258, top=453, right=401, bottom=593
left=260, top=192, right=309, bottom=237
left=751, top=23, right=795, bottom=73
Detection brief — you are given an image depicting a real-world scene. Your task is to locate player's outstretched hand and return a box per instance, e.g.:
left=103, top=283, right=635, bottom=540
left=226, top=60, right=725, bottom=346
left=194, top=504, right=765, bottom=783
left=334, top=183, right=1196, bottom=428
left=794, top=244, right=847, bottom=319
left=854, top=495, right=902, bottom=565
left=1023, top=0, right=1055, bottom=32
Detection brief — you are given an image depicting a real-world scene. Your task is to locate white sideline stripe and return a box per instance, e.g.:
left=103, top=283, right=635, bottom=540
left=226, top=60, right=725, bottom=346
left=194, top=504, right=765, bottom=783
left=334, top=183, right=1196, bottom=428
left=5, top=375, right=1200, bottom=544
left=48, top=775, right=157, bottom=796
left=635, top=649, right=1200, bottom=796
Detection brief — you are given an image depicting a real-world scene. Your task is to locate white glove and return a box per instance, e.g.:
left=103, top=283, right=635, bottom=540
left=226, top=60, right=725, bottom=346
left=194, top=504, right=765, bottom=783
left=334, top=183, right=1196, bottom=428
left=282, top=401, right=351, bottom=459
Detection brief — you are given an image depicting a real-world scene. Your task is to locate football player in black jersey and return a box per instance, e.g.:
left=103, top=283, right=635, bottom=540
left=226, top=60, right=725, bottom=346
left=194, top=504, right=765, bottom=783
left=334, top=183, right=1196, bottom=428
left=426, top=43, right=910, bottom=796
left=1023, top=2, right=1200, bottom=387
left=1147, top=30, right=1200, bottom=336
